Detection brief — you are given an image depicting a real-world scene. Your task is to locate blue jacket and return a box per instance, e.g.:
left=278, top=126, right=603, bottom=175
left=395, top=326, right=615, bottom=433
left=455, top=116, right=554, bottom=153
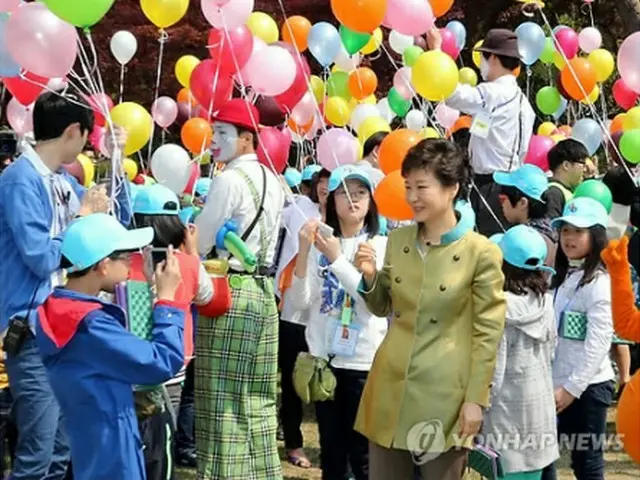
left=36, top=288, right=185, bottom=480
left=0, top=153, right=132, bottom=330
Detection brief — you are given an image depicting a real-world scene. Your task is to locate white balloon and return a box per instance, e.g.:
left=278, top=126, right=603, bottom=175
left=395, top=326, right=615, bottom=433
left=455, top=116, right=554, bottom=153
left=389, top=30, right=414, bottom=55
left=334, top=45, right=361, bottom=72
left=350, top=103, right=381, bottom=132
left=405, top=109, right=427, bottom=131
left=110, top=30, right=138, bottom=66
left=151, top=144, right=191, bottom=194
left=248, top=46, right=296, bottom=96
left=377, top=98, right=396, bottom=124
left=48, top=77, right=68, bottom=91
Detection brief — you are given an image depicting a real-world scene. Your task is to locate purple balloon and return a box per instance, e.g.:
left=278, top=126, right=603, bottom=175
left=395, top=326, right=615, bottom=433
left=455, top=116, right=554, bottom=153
left=317, top=128, right=358, bottom=171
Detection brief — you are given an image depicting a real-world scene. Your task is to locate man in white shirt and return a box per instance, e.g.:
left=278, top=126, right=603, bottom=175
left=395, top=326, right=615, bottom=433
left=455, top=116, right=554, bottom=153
left=428, top=28, right=536, bottom=236
left=195, top=99, right=285, bottom=480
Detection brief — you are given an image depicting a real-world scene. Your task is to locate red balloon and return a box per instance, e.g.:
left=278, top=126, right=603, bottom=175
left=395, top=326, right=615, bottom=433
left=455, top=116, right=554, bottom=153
left=440, top=28, right=459, bottom=60
left=274, top=53, right=311, bottom=111
left=207, top=25, right=254, bottom=74
left=63, top=160, right=84, bottom=186
left=88, top=124, right=104, bottom=150
left=183, top=163, right=201, bottom=194
left=257, top=127, right=291, bottom=173
left=189, top=60, right=234, bottom=113
left=85, top=93, right=114, bottom=127
left=4, top=71, right=48, bottom=106
left=613, top=79, right=639, bottom=111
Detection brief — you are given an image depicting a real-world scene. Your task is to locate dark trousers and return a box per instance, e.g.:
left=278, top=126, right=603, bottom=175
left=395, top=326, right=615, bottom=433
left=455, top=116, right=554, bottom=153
left=315, top=368, right=369, bottom=480
left=470, top=174, right=510, bottom=237
left=175, top=361, right=195, bottom=458
left=140, top=409, right=175, bottom=480
left=541, top=381, right=614, bottom=480
left=278, top=320, right=308, bottom=450
left=0, top=388, right=16, bottom=476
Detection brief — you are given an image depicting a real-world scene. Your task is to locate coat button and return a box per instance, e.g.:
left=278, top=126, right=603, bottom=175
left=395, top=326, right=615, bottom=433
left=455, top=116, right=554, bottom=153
left=430, top=317, right=437, bottom=324
left=453, top=255, right=460, bottom=261
left=439, top=285, right=446, bottom=292
left=395, top=277, right=402, bottom=284
left=395, top=311, right=401, bottom=318
left=403, top=246, right=410, bottom=253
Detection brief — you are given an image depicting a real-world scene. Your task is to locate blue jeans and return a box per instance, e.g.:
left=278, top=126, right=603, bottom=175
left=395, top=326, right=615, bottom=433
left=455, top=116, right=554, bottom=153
left=5, top=336, right=70, bottom=480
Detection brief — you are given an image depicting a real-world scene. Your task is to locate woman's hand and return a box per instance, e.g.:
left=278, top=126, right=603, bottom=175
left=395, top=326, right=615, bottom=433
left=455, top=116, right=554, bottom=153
left=314, top=234, right=342, bottom=263
left=184, top=224, right=199, bottom=256
left=156, top=246, right=182, bottom=301
left=298, top=219, right=319, bottom=253
left=458, top=402, right=483, bottom=438
left=355, top=242, right=377, bottom=284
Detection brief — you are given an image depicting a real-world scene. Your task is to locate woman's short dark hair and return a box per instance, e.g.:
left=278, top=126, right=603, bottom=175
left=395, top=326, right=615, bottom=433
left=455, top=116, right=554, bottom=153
left=551, top=225, right=608, bottom=289
left=401, top=139, right=470, bottom=201
left=362, top=131, right=388, bottom=158
left=309, top=168, right=330, bottom=204
left=33, top=92, right=94, bottom=142
left=502, top=262, right=549, bottom=296
left=325, top=180, right=380, bottom=238
left=133, top=213, right=186, bottom=249
left=499, top=185, right=547, bottom=220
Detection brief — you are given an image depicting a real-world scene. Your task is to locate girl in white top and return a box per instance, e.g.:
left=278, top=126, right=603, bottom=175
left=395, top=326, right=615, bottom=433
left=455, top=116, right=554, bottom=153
left=547, top=197, right=615, bottom=480
left=287, top=166, right=387, bottom=480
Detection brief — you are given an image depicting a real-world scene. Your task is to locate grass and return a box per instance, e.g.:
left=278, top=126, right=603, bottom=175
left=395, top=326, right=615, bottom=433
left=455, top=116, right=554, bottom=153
left=177, top=406, right=638, bottom=479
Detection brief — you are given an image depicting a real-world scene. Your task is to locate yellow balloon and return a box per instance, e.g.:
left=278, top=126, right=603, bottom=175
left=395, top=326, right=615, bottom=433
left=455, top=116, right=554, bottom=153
left=623, top=107, right=640, bottom=130
left=140, top=0, right=188, bottom=29
left=309, top=75, right=325, bottom=104
left=361, top=28, right=383, bottom=55
left=553, top=51, right=565, bottom=70
left=580, top=85, right=600, bottom=105
left=358, top=116, right=390, bottom=144
left=77, top=154, right=95, bottom=187
left=123, top=158, right=138, bottom=181
left=538, top=122, right=557, bottom=137
left=326, top=96, right=351, bottom=127
left=421, top=127, right=440, bottom=139
left=550, top=134, right=566, bottom=144
left=459, top=67, right=478, bottom=87
left=472, top=40, right=483, bottom=68
left=587, top=49, right=615, bottom=82
left=412, top=51, right=459, bottom=101
left=175, top=55, right=200, bottom=88
left=331, top=65, right=342, bottom=73
left=361, top=94, right=377, bottom=105
left=246, top=12, right=279, bottom=44
left=110, top=103, right=153, bottom=156
left=199, top=151, right=212, bottom=165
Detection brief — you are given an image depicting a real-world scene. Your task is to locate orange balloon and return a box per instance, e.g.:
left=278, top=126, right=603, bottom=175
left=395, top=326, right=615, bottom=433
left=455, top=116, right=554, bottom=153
left=374, top=170, right=414, bottom=221
left=610, top=114, right=626, bottom=134
left=429, top=0, right=454, bottom=17
left=557, top=125, right=572, bottom=137
left=450, top=115, right=472, bottom=135
left=378, top=129, right=422, bottom=175
left=560, top=58, right=597, bottom=101
left=181, top=118, right=212, bottom=154
left=282, top=15, right=312, bottom=52
left=513, top=65, right=521, bottom=78
left=177, top=87, right=196, bottom=106
left=617, top=371, right=640, bottom=463
left=331, top=0, right=387, bottom=33
left=287, top=116, right=314, bottom=135
left=348, top=67, right=378, bottom=100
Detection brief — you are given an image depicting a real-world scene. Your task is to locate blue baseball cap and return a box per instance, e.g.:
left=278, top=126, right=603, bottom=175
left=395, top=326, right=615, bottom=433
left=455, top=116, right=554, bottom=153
left=133, top=184, right=180, bottom=216
left=302, top=164, right=322, bottom=182
left=491, top=225, right=555, bottom=274
left=284, top=168, right=302, bottom=189
left=328, top=165, right=372, bottom=193
left=493, top=164, right=549, bottom=202
left=61, top=214, right=153, bottom=272
left=550, top=197, right=609, bottom=229
left=195, top=178, right=212, bottom=197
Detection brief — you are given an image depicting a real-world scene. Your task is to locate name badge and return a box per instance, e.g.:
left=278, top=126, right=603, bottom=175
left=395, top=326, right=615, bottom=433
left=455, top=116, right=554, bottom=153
left=329, top=320, right=360, bottom=358
left=470, top=112, right=492, bottom=139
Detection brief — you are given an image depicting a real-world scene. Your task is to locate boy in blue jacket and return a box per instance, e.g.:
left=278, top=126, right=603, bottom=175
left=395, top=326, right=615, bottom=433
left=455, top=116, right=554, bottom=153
left=35, top=213, right=187, bottom=480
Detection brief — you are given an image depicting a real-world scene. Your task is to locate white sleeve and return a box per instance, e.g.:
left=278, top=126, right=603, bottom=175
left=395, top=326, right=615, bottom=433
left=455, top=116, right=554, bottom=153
left=491, top=335, right=507, bottom=400
left=289, top=248, right=322, bottom=312
left=331, top=236, right=387, bottom=302
left=194, top=263, right=214, bottom=306
left=445, top=84, right=487, bottom=115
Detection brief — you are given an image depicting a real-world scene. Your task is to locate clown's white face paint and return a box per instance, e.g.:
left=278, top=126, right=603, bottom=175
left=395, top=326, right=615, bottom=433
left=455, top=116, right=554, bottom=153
left=211, top=122, right=238, bottom=162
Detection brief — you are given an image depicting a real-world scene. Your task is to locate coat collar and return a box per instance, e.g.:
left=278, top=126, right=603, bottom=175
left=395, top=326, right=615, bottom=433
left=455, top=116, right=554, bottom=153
left=412, top=200, right=475, bottom=246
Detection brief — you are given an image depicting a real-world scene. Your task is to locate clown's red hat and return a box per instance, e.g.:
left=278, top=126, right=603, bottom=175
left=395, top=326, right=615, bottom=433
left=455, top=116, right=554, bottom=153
left=211, top=99, right=261, bottom=133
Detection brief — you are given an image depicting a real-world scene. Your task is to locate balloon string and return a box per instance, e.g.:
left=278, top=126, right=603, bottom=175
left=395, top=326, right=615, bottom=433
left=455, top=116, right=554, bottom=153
left=119, top=65, right=125, bottom=104
left=146, top=29, right=169, bottom=167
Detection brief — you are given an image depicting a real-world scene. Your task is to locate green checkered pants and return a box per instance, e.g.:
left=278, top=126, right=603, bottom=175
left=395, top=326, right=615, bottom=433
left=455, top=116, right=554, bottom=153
left=194, top=274, right=282, bottom=480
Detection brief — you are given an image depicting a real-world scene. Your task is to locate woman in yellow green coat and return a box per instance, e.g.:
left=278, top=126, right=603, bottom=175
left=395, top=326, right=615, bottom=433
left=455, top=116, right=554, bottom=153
left=354, top=139, right=507, bottom=479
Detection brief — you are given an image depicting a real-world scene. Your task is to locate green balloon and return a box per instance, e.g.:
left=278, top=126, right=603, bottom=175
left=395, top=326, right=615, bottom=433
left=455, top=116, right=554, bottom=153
left=326, top=71, right=351, bottom=100
left=536, top=86, right=562, bottom=115
left=620, top=129, right=640, bottom=165
left=44, top=0, right=114, bottom=27
left=573, top=180, right=613, bottom=214
left=388, top=88, right=411, bottom=118
left=339, top=25, right=371, bottom=55
left=403, top=46, right=424, bottom=67
left=540, top=37, right=555, bottom=65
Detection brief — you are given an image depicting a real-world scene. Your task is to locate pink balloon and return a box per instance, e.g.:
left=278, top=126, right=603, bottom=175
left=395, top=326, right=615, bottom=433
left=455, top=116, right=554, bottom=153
left=385, top=0, right=435, bottom=36
left=246, top=46, right=296, bottom=96
left=434, top=103, right=459, bottom=129
left=618, top=32, right=640, bottom=94
left=236, top=37, right=267, bottom=87
left=202, top=0, right=254, bottom=29
left=5, top=3, right=78, bottom=78
left=183, top=163, right=201, bottom=195
left=6, top=97, right=33, bottom=135
left=554, top=28, right=579, bottom=60
left=290, top=92, right=316, bottom=126
left=207, top=25, right=254, bottom=74
left=440, top=28, right=459, bottom=60
left=273, top=43, right=311, bottom=111
left=86, top=93, right=114, bottom=128
left=257, top=127, right=291, bottom=173
left=152, top=96, right=179, bottom=128
left=0, top=0, right=20, bottom=12
left=89, top=125, right=105, bottom=150
left=578, top=27, right=602, bottom=54
left=317, top=128, right=358, bottom=171
left=393, top=67, right=414, bottom=100
left=613, top=79, right=638, bottom=111
left=524, top=135, right=555, bottom=172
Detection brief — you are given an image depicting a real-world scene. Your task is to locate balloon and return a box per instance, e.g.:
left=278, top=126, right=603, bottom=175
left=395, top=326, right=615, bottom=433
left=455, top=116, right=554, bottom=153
left=378, top=129, right=421, bottom=174
left=289, top=92, right=316, bottom=127
left=386, top=0, right=434, bottom=36
left=235, top=36, right=267, bottom=86
left=255, top=95, right=287, bottom=127
left=472, top=40, right=483, bottom=67
left=246, top=11, right=278, bottom=44
left=552, top=97, right=568, bottom=121
left=308, top=22, right=341, bottom=67
left=207, top=25, right=254, bottom=74
left=110, top=31, right=137, bottom=66
left=123, top=158, right=138, bottom=182
left=151, top=144, right=191, bottom=194
left=560, top=58, right=597, bottom=101
left=536, top=86, right=562, bottom=115
left=152, top=97, right=178, bottom=128
left=348, top=67, right=377, bottom=100
left=402, top=46, right=424, bottom=67
left=5, top=2, right=77, bottom=79
left=446, top=21, right=466, bottom=50
left=554, top=28, right=579, bottom=59
left=334, top=45, right=361, bottom=71
left=538, top=122, right=556, bottom=137
left=325, top=96, right=351, bottom=127
left=540, top=37, right=555, bottom=64
left=439, top=28, right=459, bottom=60
left=110, top=103, right=153, bottom=156
left=259, top=127, right=291, bottom=172
left=181, top=118, right=213, bottom=154
left=587, top=49, right=615, bottom=82
left=553, top=50, right=566, bottom=71
left=620, top=129, right=640, bottom=164
left=6, top=97, right=33, bottom=135
left=610, top=114, right=626, bottom=134
left=282, top=16, right=312, bottom=52
left=202, top=0, right=254, bottom=29
left=0, top=0, right=20, bottom=12
left=515, top=22, right=546, bottom=66
left=330, top=0, right=387, bottom=34
left=43, top=0, right=114, bottom=27
left=571, top=118, right=602, bottom=156
left=4, top=71, right=47, bottom=106
left=429, top=0, right=454, bottom=17
left=388, top=88, right=411, bottom=118
left=389, top=30, right=414, bottom=55
left=272, top=42, right=311, bottom=110
left=412, top=50, right=458, bottom=101
left=176, top=88, right=194, bottom=106
left=309, top=75, right=326, bottom=104
left=350, top=103, right=381, bottom=132
left=358, top=116, right=391, bottom=144
left=421, top=127, right=440, bottom=139
left=434, top=103, right=459, bottom=129
left=89, top=124, right=105, bottom=150
left=459, top=67, right=478, bottom=87
left=361, top=28, right=383, bottom=54
left=580, top=85, right=600, bottom=105
left=374, top=170, right=414, bottom=221
left=573, top=180, right=613, bottom=213
left=317, top=128, right=359, bottom=170
left=619, top=32, right=640, bottom=94
left=77, top=154, right=95, bottom=187
left=524, top=135, right=555, bottom=171
left=624, top=107, right=640, bottom=130
left=450, top=115, right=472, bottom=135
left=613, top=79, right=638, bottom=111
left=175, top=55, right=200, bottom=88
left=86, top=93, right=114, bottom=128
left=182, top=163, right=201, bottom=195
left=376, top=97, right=396, bottom=124
left=578, top=27, right=601, bottom=54
left=557, top=125, right=573, bottom=137
left=340, top=25, right=371, bottom=55
left=141, top=0, right=188, bottom=28
left=327, top=71, right=351, bottom=100
left=617, top=372, right=640, bottom=464
left=0, top=15, right=18, bottom=78
left=189, top=60, right=234, bottom=113
left=393, top=67, right=414, bottom=99
left=405, top=109, right=427, bottom=131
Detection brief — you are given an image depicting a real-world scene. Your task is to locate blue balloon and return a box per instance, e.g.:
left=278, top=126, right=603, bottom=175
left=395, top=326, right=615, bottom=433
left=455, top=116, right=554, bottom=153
left=0, top=16, right=20, bottom=78
left=515, top=22, right=546, bottom=66
left=308, top=22, right=342, bottom=67
left=445, top=21, right=466, bottom=50
left=552, top=97, right=568, bottom=121
left=571, top=118, right=603, bottom=156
